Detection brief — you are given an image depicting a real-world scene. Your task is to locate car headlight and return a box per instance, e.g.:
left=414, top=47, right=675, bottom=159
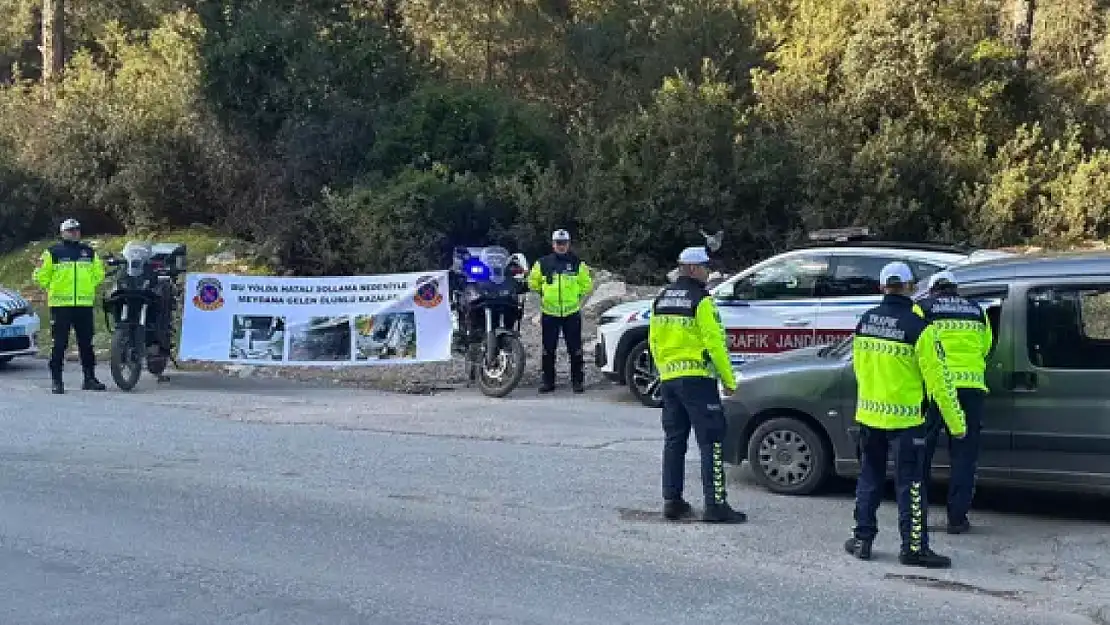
left=598, top=314, right=620, bottom=325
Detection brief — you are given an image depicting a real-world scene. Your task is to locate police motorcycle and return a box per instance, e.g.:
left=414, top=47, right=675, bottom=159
left=448, top=245, right=530, bottom=397
left=100, top=241, right=187, bottom=391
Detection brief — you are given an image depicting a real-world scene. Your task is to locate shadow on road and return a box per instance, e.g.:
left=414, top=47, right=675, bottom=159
left=729, top=462, right=1110, bottom=524
left=818, top=475, right=1110, bottom=524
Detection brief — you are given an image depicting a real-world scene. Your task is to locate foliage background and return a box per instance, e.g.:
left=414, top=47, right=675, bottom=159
left=3, top=0, right=1109, bottom=282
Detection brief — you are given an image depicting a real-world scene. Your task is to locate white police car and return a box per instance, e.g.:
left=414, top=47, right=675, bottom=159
left=0, top=286, right=40, bottom=366
left=593, top=228, right=1008, bottom=407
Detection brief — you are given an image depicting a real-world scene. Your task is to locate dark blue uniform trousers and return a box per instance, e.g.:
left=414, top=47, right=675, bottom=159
left=924, top=388, right=985, bottom=525
left=853, top=423, right=930, bottom=554
left=661, top=377, right=728, bottom=506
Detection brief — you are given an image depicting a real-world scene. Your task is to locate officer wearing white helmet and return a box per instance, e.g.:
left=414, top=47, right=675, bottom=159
left=527, top=229, right=593, bottom=393
left=647, top=246, right=745, bottom=523
left=845, top=261, right=965, bottom=568
left=32, top=218, right=107, bottom=393
left=914, top=269, right=993, bottom=534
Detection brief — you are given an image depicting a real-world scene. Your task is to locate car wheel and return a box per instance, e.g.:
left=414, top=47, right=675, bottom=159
left=624, top=339, right=663, bottom=408
left=0, top=356, right=11, bottom=368
left=747, top=416, right=830, bottom=496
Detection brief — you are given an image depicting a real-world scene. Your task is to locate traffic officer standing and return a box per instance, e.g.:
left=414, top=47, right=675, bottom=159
left=844, top=262, right=965, bottom=568
left=915, top=270, right=993, bottom=534
left=648, top=246, right=745, bottom=523
left=528, top=229, right=593, bottom=394
left=33, top=218, right=107, bottom=394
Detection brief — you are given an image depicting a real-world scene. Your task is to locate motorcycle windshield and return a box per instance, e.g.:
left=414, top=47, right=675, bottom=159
left=121, top=241, right=153, bottom=277
left=456, top=246, right=512, bottom=284
left=478, top=247, right=510, bottom=284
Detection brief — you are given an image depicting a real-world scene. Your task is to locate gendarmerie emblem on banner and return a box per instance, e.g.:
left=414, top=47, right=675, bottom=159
left=193, top=277, right=225, bottom=311
left=413, top=275, right=443, bottom=309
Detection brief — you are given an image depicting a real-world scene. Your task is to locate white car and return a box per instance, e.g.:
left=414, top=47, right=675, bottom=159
left=0, top=286, right=41, bottom=366
left=593, top=229, right=1010, bottom=407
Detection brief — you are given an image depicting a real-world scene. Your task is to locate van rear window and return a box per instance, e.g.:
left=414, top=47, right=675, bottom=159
left=1027, top=287, right=1110, bottom=369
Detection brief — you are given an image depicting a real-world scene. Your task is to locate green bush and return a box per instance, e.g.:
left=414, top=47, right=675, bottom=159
left=288, top=168, right=519, bottom=275
left=6, top=0, right=1110, bottom=279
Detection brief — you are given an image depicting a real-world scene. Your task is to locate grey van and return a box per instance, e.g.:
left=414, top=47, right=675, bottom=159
left=721, top=251, right=1110, bottom=496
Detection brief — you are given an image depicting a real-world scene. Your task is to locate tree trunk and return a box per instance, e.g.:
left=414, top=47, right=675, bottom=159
left=41, top=0, right=63, bottom=84
left=1014, top=0, right=1035, bottom=71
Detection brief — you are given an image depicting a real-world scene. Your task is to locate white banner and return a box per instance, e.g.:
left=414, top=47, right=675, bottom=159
left=179, top=271, right=452, bottom=366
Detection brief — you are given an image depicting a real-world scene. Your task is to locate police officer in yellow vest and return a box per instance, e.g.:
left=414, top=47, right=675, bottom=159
left=845, top=262, right=965, bottom=568
left=915, top=271, right=993, bottom=535
left=648, top=246, right=746, bottom=523
left=528, top=229, right=593, bottom=393
left=33, top=218, right=107, bottom=394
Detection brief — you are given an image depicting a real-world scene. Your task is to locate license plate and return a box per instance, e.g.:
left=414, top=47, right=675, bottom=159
left=0, top=326, right=27, bottom=338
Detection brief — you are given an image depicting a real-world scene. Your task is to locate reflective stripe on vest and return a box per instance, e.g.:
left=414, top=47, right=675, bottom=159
left=857, top=399, right=923, bottom=419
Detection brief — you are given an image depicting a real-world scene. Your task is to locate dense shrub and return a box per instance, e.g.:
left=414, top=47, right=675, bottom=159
left=4, top=0, right=1110, bottom=278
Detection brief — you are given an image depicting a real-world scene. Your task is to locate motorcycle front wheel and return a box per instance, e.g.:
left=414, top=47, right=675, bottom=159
left=110, top=326, right=143, bottom=391
left=476, top=333, right=526, bottom=398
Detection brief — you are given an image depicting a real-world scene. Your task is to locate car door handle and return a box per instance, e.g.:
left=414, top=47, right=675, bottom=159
left=1005, top=371, right=1038, bottom=391
left=783, top=318, right=811, bottom=327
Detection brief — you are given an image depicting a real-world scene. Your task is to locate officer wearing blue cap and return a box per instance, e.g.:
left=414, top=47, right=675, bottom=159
left=648, top=246, right=745, bottom=523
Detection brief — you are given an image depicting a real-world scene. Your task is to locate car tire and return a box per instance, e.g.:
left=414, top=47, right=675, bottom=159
left=746, top=416, right=831, bottom=496
left=624, top=339, right=663, bottom=408
left=0, top=356, right=11, bottom=368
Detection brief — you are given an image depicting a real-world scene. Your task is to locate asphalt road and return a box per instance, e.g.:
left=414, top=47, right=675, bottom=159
left=1, top=361, right=1108, bottom=625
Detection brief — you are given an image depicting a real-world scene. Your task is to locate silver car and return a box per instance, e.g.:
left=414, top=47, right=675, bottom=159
left=0, top=286, right=41, bottom=366
left=723, top=251, right=1110, bottom=497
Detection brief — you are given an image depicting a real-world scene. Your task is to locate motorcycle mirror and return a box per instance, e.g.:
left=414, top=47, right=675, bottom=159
left=509, top=253, right=529, bottom=278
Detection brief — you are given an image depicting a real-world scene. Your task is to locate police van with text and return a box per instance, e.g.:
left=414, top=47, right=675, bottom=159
left=593, top=227, right=1005, bottom=407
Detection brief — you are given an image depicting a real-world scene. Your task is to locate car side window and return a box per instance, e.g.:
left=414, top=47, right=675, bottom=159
left=1027, top=285, right=1110, bottom=369
left=823, top=255, right=901, bottom=296
left=730, top=255, right=831, bottom=301
left=910, top=261, right=943, bottom=283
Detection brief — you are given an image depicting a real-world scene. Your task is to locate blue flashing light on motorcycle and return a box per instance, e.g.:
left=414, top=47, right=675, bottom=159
left=463, top=258, right=491, bottom=281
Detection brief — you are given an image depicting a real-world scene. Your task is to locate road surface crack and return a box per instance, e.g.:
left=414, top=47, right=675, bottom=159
left=882, top=574, right=1024, bottom=601
left=583, top=437, right=659, bottom=450
left=243, top=420, right=656, bottom=450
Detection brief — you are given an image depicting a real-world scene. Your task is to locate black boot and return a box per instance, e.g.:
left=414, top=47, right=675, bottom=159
left=539, top=353, right=556, bottom=393
left=662, top=498, right=695, bottom=520
left=844, top=537, right=873, bottom=560
left=702, top=502, right=747, bottom=523
left=899, top=547, right=952, bottom=569
left=946, top=519, right=972, bottom=534
left=82, top=369, right=106, bottom=391
left=570, top=352, right=585, bottom=393
left=50, top=367, right=64, bottom=394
